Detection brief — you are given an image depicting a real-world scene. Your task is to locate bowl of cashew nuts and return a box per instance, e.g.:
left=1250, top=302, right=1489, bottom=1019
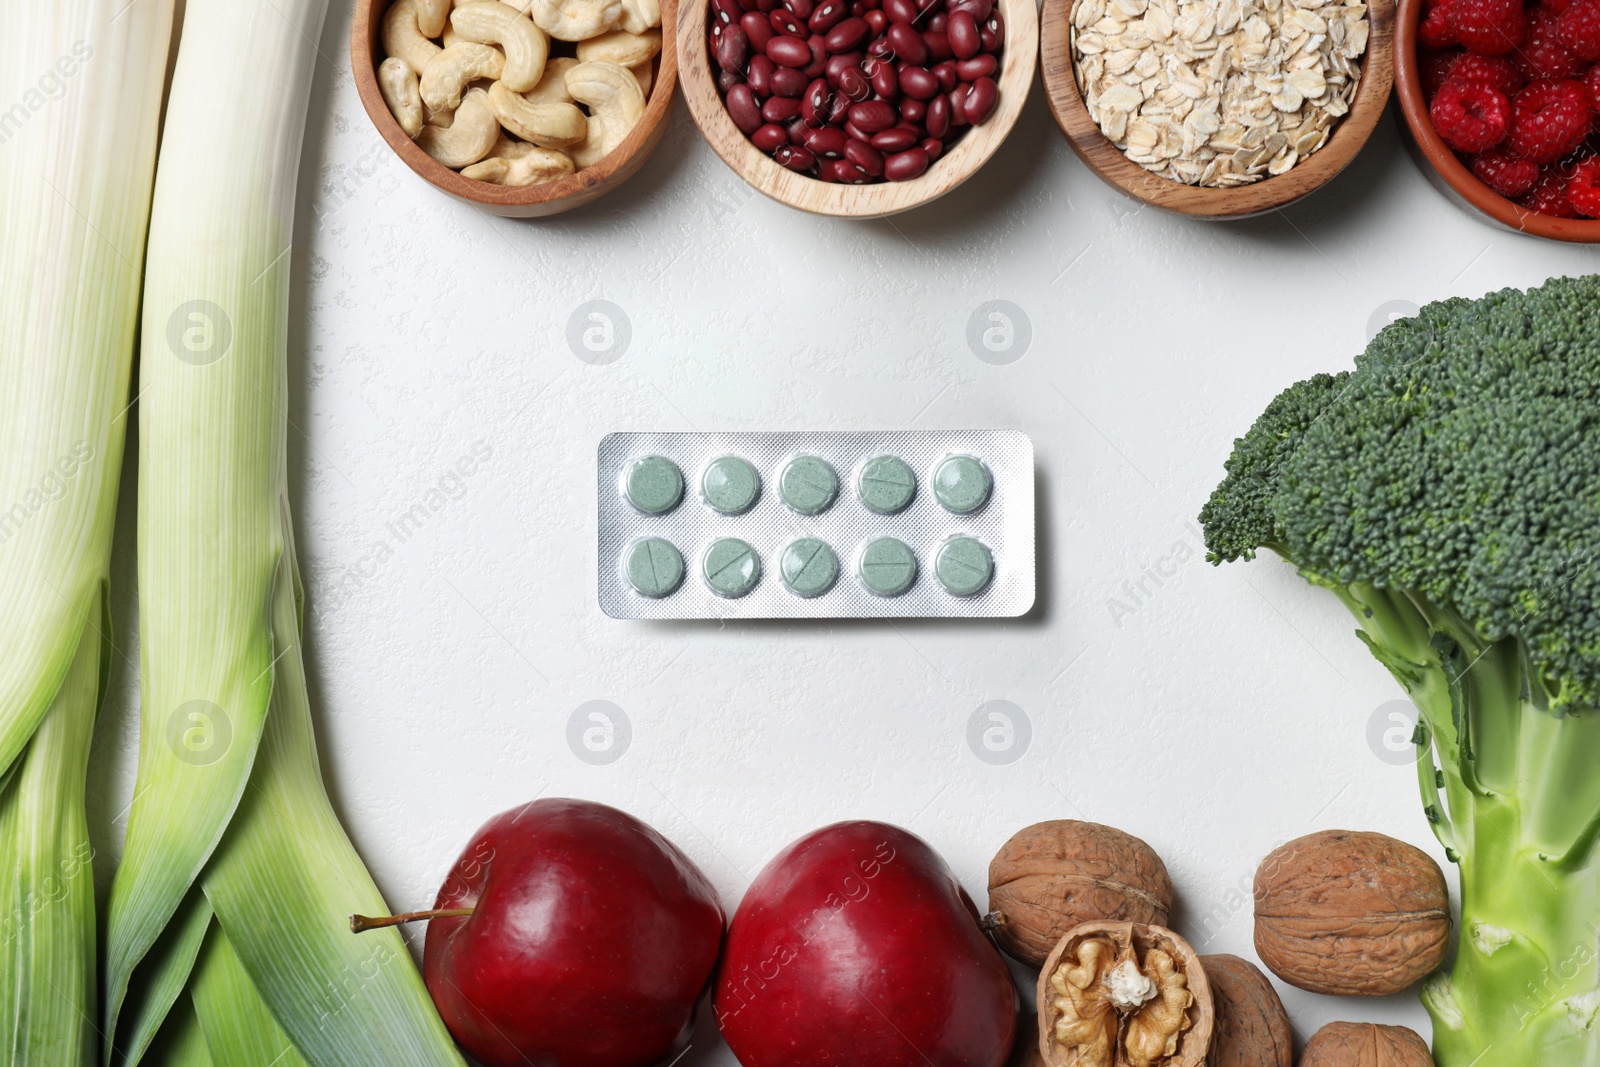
left=352, top=0, right=676, bottom=216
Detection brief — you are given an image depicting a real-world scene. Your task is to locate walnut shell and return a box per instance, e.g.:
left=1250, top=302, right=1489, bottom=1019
left=1253, top=830, right=1450, bottom=996
left=990, top=821, right=1175, bottom=967
left=1036, top=921, right=1213, bottom=1067
left=1300, top=1022, right=1434, bottom=1066
left=1199, top=955, right=1292, bottom=1067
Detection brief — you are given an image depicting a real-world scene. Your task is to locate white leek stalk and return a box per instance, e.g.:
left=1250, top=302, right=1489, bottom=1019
left=0, top=1, right=173, bottom=1063
left=102, top=0, right=466, bottom=1062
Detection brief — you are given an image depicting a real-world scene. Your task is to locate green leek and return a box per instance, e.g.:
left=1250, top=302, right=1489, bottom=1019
left=101, top=0, right=466, bottom=1062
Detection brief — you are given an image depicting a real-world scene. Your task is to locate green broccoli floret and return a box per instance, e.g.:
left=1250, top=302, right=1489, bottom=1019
left=1200, top=275, right=1600, bottom=1067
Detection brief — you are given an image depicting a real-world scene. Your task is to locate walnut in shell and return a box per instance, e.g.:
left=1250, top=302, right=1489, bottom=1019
left=1200, top=955, right=1292, bottom=1067
left=989, top=821, right=1175, bottom=967
left=1036, top=922, right=1212, bottom=1067
left=1253, top=830, right=1450, bottom=996
left=1300, top=1022, right=1435, bottom=1066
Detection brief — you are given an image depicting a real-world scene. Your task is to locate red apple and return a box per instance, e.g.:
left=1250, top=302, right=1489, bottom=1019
left=714, top=821, right=1017, bottom=1067
left=420, top=798, right=725, bottom=1067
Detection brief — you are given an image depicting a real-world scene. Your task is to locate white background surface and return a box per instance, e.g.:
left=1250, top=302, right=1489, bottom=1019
left=86, top=0, right=1600, bottom=1059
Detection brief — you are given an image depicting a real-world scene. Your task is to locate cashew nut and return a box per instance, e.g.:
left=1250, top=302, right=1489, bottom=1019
left=575, top=27, right=661, bottom=67
left=617, top=0, right=661, bottom=34
left=487, top=80, right=587, bottom=146
left=449, top=2, right=548, bottom=91
left=630, top=59, right=653, bottom=96
left=381, top=0, right=443, bottom=74
left=420, top=42, right=505, bottom=110
left=416, top=87, right=499, bottom=167
left=524, top=0, right=622, bottom=41
left=462, top=148, right=575, bottom=185
left=564, top=61, right=645, bottom=167
left=523, top=56, right=579, bottom=105
left=378, top=57, right=425, bottom=137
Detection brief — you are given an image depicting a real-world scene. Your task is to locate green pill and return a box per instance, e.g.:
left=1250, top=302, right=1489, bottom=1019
left=932, top=455, right=993, bottom=514
left=779, top=455, right=839, bottom=515
left=857, top=455, right=916, bottom=515
left=702, top=455, right=761, bottom=514
left=935, top=536, right=994, bottom=596
left=703, top=537, right=761, bottom=598
left=859, top=536, right=917, bottom=597
left=624, top=455, right=684, bottom=515
left=780, top=538, right=840, bottom=598
left=624, top=537, right=685, bottom=598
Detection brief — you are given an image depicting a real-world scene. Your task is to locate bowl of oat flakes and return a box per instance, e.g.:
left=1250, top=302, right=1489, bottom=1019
left=1040, top=0, right=1394, bottom=216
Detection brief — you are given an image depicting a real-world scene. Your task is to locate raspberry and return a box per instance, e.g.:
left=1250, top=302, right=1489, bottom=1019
left=1431, top=79, right=1513, bottom=150
left=1422, top=49, right=1463, bottom=97
left=1450, top=0, right=1526, bottom=54
left=1449, top=53, right=1525, bottom=94
left=1470, top=149, right=1543, bottom=193
left=1544, top=0, right=1576, bottom=12
left=1568, top=156, right=1600, bottom=214
left=1587, top=63, right=1600, bottom=111
left=1522, top=161, right=1580, bottom=213
left=1506, top=79, right=1592, bottom=160
left=1558, top=0, right=1600, bottom=58
left=1421, top=0, right=1459, bottom=47
left=1515, top=9, right=1585, bottom=80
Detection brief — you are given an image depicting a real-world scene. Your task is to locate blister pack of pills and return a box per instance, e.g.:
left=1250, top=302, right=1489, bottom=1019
left=597, top=430, right=1035, bottom=618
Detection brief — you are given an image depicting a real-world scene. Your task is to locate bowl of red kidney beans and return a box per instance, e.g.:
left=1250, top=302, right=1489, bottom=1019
left=678, top=0, right=1036, bottom=215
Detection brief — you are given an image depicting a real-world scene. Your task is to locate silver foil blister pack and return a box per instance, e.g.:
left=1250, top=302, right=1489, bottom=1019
left=597, top=430, right=1035, bottom=619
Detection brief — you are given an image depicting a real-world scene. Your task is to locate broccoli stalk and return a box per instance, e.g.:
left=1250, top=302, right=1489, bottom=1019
left=1200, top=276, right=1600, bottom=1065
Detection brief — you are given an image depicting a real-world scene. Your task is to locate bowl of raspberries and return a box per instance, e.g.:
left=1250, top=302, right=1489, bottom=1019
left=1396, top=0, right=1600, bottom=237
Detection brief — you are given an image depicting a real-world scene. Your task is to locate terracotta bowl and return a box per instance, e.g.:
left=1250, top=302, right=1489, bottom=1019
left=1394, top=0, right=1600, bottom=241
left=350, top=0, right=679, bottom=217
left=677, top=0, right=1039, bottom=218
left=1040, top=0, right=1395, bottom=218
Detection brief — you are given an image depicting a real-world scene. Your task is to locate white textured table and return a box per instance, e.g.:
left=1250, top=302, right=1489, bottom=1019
left=87, top=2, right=1600, bottom=1059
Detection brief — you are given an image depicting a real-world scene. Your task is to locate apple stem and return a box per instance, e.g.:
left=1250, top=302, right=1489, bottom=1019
left=349, top=908, right=474, bottom=934
left=980, top=910, right=1008, bottom=933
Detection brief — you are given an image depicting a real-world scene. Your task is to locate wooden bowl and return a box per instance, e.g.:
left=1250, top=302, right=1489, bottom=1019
left=1394, top=0, right=1600, bottom=241
left=1040, top=0, right=1394, bottom=218
left=350, top=0, right=679, bottom=217
left=677, top=0, right=1039, bottom=217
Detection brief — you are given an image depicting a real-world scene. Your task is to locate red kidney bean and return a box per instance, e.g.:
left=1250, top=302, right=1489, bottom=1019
left=843, top=119, right=873, bottom=140
left=835, top=64, right=871, bottom=99
left=898, top=64, right=939, bottom=99
left=849, top=0, right=865, bottom=11
left=806, top=35, right=829, bottom=73
left=716, top=24, right=750, bottom=71
left=726, top=83, right=764, bottom=132
left=752, top=123, right=788, bottom=149
left=872, top=125, right=920, bottom=150
left=915, top=0, right=945, bottom=18
left=963, top=74, right=997, bottom=123
left=718, top=69, right=744, bottom=92
left=824, top=53, right=854, bottom=81
left=828, top=158, right=874, bottom=182
left=844, top=137, right=884, bottom=175
left=947, top=0, right=990, bottom=19
left=805, top=125, right=849, bottom=155
left=955, top=53, right=995, bottom=80
left=867, top=56, right=898, bottom=98
left=946, top=10, right=979, bottom=58
left=899, top=96, right=925, bottom=121
left=808, top=0, right=847, bottom=30
left=762, top=95, right=802, bottom=121
left=766, top=34, right=811, bottom=65
left=867, top=35, right=894, bottom=58
left=713, top=0, right=741, bottom=22
left=923, top=28, right=952, bottom=59
left=823, top=15, right=870, bottom=50
left=758, top=0, right=781, bottom=11
left=981, top=11, right=1002, bottom=49
left=739, top=0, right=761, bottom=10
left=788, top=116, right=810, bottom=142
left=884, top=146, right=929, bottom=180
left=770, top=8, right=804, bottom=34
left=864, top=9, right=888, bottom=33
left=788, top=0, right=815, bottom=17
left=847, top=99, right=896, bottom=131
left=885, top=22, right=928, bottom=63
left=747, top=54, right=775, bottom=93
left=920, top=136, right=943, bottom=159
left=931, top=59, right=957, bottom=90
left=774, top=143, right=817, bottom=170
left=770, top=65, right=808, bottom=95
left=923, top=91, right=949, bottom=136
left=946, top=86, right=968, bottom=125
left=742, top=11, right=775, bottom=48
left=801, top=77, right=830, bottom=124
left=883, top=0, right=918, bottom=22
left=926, top=12, right=947, bottom=29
